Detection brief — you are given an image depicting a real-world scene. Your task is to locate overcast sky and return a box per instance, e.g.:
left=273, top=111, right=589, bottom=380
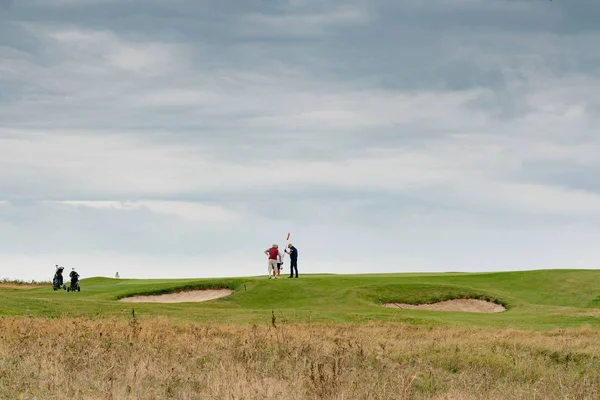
left=1, top=0, right=600, bottom=281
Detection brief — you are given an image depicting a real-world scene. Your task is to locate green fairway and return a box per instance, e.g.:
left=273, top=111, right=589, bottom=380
left=2, top=269, right=600, bottom=330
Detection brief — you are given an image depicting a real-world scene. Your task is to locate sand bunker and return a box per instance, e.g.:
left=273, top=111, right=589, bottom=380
left=119, top=289, right=233, bottom=303
left=383, top=299, right=505, bottom=313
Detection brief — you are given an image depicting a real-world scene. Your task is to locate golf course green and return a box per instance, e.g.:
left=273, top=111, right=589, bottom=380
left=2, top=269, right=600, bottom=330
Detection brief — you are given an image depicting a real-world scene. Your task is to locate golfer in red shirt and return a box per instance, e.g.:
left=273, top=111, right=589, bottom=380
left=264, top=244, right=280, bottom=279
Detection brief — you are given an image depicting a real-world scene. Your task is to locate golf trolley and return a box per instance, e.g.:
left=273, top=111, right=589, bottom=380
left=53, top=266, right=65, bottom=291
left=66, top=270, right=81, bottom=292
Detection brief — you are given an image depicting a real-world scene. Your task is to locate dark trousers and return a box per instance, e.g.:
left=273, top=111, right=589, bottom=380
left=289, top=259, right=298, bottom=277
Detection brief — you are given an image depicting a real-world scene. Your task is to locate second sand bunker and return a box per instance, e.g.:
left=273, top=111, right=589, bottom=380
left=383, top=299, right=505, bottom=313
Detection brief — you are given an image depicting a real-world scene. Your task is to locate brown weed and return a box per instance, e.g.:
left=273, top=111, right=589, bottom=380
left=0, top=317, right=599, bottom=399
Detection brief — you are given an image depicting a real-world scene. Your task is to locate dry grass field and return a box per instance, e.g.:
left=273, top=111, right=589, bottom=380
left=2, top=315, right=599, bottom=399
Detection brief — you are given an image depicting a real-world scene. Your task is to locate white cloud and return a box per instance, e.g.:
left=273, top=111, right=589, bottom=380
left=2, top=125, right=600, bottom=221
left=30, top=0, right=121, bottom=5
left=20, top=24, right=191, bottom=75
left=57, top=200, right=240, bottom=223
left=0, top=129, right=459, bottom=197
left=447, top=180, right=600, bottom=218
left=243, top=5, right=369, bottom=36
left=130, top=89, right=220, bottom=107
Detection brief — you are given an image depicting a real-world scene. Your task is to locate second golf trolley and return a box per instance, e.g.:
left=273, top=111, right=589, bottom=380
left=67, top=269, right=81, bottom=292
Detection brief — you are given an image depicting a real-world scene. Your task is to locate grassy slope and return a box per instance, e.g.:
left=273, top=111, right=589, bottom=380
left=1, top=269, right=600, bottom=329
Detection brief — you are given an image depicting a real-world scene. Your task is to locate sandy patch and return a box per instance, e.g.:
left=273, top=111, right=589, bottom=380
left=118, top=289, right=233, bottom=303
left=383, top=299, right=505, bottom=313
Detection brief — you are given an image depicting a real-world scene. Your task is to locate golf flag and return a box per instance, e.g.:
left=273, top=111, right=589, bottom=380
left=282, top=232, right=291, bottom=265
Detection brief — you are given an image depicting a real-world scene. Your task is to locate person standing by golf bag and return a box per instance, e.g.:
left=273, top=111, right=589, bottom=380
left=286, top=243, right=298, bottom=278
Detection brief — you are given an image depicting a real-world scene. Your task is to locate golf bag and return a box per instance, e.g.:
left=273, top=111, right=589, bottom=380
left=53, top=266, right=64, bottom=291
left=67, top=270, right=80, bottom=292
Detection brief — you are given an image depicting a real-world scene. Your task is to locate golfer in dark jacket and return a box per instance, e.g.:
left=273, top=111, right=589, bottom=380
left=286, top=243, right=298, bottom=278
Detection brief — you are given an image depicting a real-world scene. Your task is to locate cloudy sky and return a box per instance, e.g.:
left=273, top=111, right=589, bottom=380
left=1, top=0, right=600, bottom=281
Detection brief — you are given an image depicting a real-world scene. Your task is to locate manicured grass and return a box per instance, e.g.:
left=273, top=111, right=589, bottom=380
left=2, top=269, right=600, bottom=329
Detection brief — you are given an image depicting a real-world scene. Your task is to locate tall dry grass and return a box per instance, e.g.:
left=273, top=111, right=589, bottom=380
left=1, top=314, right=599, bottom=399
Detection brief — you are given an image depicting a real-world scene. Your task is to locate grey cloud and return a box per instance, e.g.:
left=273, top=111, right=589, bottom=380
left=3, top=0, right=587, bottom=103
left=0, top=0, right=12, bottom=10
left=2, top=0, right=600, bottom=278
left=553, top=1, right=600, bottom=34
left=463, top=89, right=533, bottom=119
left=2, top=0, right=597, bottom=141
left=518, top=159, right=600, bottom=193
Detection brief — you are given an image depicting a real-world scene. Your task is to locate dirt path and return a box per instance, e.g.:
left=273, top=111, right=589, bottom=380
left=118, top=289, right=233, bottom=303
left=383, top=299, right=505, bottom=313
